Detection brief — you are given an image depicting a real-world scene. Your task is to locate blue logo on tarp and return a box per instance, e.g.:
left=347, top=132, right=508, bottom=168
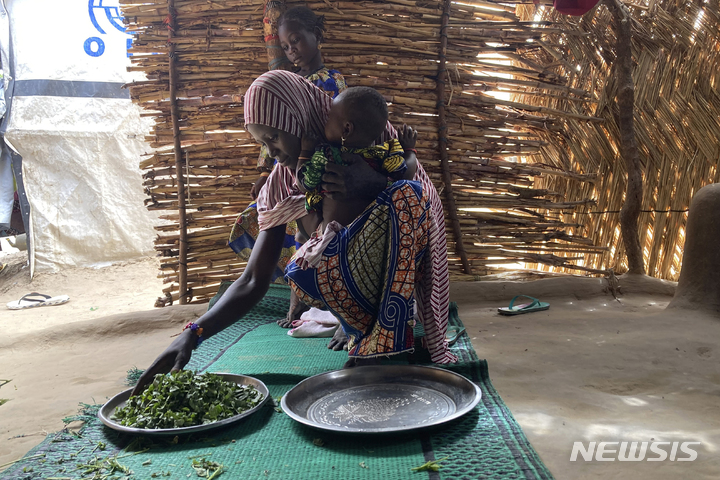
left=85, top=0, right=132, bottom=57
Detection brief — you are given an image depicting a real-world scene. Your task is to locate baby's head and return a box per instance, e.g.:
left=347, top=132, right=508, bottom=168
left=278, top=7, right=324, bottom=72
left=325, top=87, right=388, bottom=147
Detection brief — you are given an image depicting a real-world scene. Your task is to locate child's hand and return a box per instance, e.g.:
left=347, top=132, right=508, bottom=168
left=295, top=157, right=309, bottom=192
left=250, top=175, right=268, bottom=199
left=301, top=132, right=319, bottom=153
left=398, top=124, right=417, bottom=151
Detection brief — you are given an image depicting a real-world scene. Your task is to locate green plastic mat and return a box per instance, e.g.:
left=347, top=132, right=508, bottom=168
left=1, top=284, right=554, bottom=480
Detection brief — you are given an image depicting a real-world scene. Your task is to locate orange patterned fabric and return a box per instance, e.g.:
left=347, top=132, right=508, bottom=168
left=287, top=181, right=429, bottom=358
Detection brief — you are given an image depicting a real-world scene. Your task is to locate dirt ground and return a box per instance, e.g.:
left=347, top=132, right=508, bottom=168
left=0, top=253, right=718, bottom=479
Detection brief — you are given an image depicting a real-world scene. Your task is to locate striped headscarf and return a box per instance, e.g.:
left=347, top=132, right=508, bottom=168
left=244, top=70, right=331, bottom=140
left=244, top=69, right=396, bottom=143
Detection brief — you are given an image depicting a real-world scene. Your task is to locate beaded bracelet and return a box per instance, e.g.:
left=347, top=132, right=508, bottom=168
left=407, top=148, right=418, bottom=155
left=183, top=322, right=205, bottom=348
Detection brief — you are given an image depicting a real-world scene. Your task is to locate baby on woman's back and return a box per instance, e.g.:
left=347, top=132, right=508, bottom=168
left=295, top=86, right=418, bottom=240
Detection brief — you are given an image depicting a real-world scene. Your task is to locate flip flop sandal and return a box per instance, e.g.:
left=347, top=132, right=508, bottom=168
left=6, top=292, right=70, bottom=310
left=498, top=295, right=550, bottom=316
left=446, top=326, right=466, bottom=346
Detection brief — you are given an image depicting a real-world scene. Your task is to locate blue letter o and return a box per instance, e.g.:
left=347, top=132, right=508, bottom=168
left=84, top=37, right=105, bottom=57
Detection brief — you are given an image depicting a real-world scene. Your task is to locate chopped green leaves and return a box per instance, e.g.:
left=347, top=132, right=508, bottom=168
left=113, top=371, right=263, bottom=429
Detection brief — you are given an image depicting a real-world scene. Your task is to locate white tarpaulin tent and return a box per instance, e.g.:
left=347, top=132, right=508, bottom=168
left=2, top=0, right=160, bottom=273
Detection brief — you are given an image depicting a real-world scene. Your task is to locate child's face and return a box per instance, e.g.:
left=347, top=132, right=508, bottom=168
left=324, top=99, right=348, bottom=145
left=278, top=21, right=321, bottom=71
left=247, top=124, right=301, bottom=170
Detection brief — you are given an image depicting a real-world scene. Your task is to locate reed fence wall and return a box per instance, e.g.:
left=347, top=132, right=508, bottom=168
left=121, top=0, right=608, bottom=304
left=516, top=0, right=720, bottom=280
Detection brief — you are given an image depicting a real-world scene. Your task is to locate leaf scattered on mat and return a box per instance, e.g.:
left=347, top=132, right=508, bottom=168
left=313, top=438, right=324, bottom=447
left=62, top=402, right=101, bottom=425
left=192, top=457, right=224, bottom=478
left=125, top=367, right=145, bottom=386
left=76, top=454, right=132, bottom=478
left=411, top=456, right=449, bottom=472
left=359, top=461, right=368, bottom=468
left=91, top=441, right=107, bottom=453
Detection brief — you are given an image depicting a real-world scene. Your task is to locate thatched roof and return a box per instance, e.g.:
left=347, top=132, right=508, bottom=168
left=515, top=0, right=720, bottom=280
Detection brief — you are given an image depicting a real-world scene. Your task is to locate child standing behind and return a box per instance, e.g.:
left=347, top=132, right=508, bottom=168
left=251, top=6, right=347, bottom=198
left=240, top=6, right=348, bottom=328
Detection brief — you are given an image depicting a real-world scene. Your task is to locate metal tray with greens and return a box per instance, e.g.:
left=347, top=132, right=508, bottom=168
left=98, top=371, right=269, bottom=436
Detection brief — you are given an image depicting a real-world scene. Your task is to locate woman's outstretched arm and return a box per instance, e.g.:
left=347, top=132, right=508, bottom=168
left=131, top=224, right=288, bottom=395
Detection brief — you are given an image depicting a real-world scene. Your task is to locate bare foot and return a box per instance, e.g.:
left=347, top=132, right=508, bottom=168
left=327, top=327, right=348, bottom=350
left=278, top=290, right=310, bottom=328
left=343, top=357, right=381, bottom=368
left=277, top=318, right=293, bottom=328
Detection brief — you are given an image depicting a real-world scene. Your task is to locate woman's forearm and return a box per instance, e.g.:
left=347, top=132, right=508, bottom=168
left=194, top=225, right=287, bottom=337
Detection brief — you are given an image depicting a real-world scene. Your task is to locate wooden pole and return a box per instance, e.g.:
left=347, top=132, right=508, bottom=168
left=168, top=0, right=189, bottom=303
left=437, top=0, right=472, bottom=275
left=606, top=0, right=644, bottom=274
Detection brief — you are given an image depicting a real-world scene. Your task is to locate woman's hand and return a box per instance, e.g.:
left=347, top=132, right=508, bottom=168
left=132, top=226, right=288, bottom=396
left=131, top=329, right=197, bottom=396
left=322, top=152, right=387, bottom=201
